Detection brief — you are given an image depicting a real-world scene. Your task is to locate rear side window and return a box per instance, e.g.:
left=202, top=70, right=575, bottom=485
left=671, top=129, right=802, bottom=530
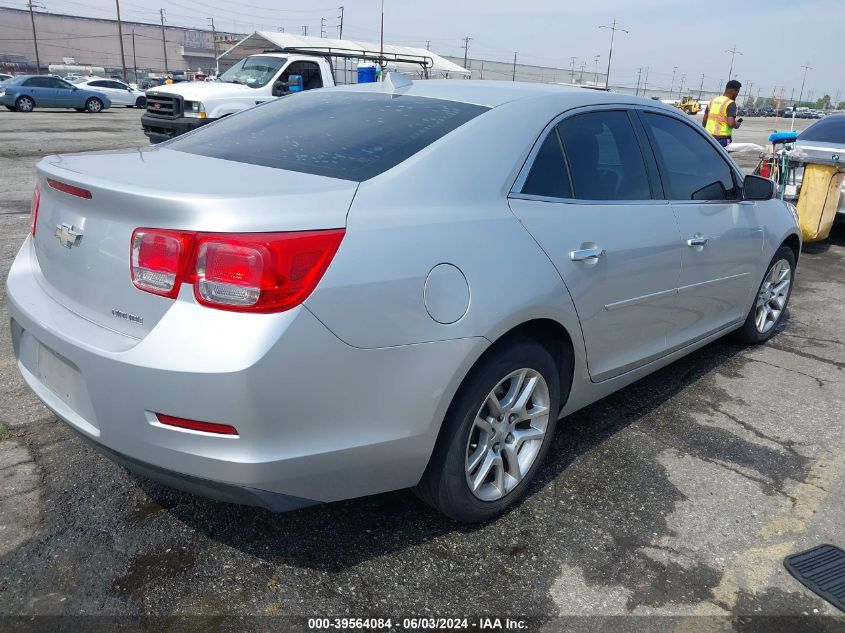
left=24, top=77, right=52, bottom=88
left=521, top=130, right=572, bottom=199
left=642, top=112, right=739, bottom=201
left=167, top=91, right=489, bottom=181
left=799, top=115, right=845, bottom=144
left=557, top=111, right=651, bottom=200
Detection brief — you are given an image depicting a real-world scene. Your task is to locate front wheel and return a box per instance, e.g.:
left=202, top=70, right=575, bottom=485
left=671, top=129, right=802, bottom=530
left=416, top=338, right=562, bottom=522
left=15, top=96, right=34, bottom=112
left=85, top=97, right=103, bottom=113
left=134, top=96, right=146, bottom=108
left=734, top=245, right=796, bottom=344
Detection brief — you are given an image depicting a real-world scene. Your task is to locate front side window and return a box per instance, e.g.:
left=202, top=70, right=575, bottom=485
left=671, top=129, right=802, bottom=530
left=166, top=91, right=489, bottom=181
left=557, top=111, right=651, bottom=200
left=642, top=112, right=739, bottom=201
left=89, top=80, right=109, bottom=88
left=521, top=130, right=572, bottom=199
left=281, top=61, right=323, bottom=90
left=53, top=78, right=75, bottom=90
left=218, top=56, right=287, bottom=88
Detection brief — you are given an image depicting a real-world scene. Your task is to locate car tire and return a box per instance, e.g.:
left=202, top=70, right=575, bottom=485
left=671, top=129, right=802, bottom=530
left=15, top=96, right=34, bottom=112
left=135, top=96, right=146, bottom=109
left=74, top=108, right=85, bottom=112
left=4, top=106, right=15, bottom=111
left=734, top=245, right=796, bottom=344
left=416, top=337, right=562, bottom=522
left=85, top=97, right=104, bottom=113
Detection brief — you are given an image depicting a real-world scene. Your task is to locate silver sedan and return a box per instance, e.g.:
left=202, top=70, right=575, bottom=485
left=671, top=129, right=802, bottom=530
left=6, top=79, right=801, bottom=522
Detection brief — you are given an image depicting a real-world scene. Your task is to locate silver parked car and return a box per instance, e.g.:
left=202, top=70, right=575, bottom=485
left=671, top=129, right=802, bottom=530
left=794, top=113, right=845, bottom=219
left=7, top=80, right=801, bottom=522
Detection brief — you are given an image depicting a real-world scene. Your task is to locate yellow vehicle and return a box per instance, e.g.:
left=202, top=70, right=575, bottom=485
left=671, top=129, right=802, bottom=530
left=675, top=96, right=701, bottom=115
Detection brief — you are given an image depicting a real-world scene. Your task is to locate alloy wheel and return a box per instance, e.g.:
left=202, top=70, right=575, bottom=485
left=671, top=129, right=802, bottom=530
left=464, top=368, right=551, bottom=501
left=755, top=258, right=791, bottom=333
left=17, top=97, right=33, bottom=112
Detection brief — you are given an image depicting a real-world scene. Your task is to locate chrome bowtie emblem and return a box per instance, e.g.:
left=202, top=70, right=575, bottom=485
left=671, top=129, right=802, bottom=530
left=55, top=223, right=83, bottom=249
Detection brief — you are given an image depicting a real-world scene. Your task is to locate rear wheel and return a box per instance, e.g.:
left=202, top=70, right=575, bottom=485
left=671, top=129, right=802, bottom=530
left=4, top=106, right=14, bottom=111
left=734, top=245, right=796, bottom=344
left=135, top=96, right=146, bottom=108
left=15, top=96, right=34, bottom=112
left=416, top=338, right=562, bottom=522
left=85, top=97, right=103, bottom=113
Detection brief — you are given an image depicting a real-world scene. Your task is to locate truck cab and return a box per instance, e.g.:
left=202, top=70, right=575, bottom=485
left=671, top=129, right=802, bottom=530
left=141, top=53, right=334, bottom=143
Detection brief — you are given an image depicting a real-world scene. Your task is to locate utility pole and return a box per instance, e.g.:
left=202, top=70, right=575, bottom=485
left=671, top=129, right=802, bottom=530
left=379, top=0, right=385, bottom=71
left=114, top=0, right=128, bottom=81
left=792, top=62, right=811, bottom=130
left=131, top=29, right=138, bottom=80
left=669, top=66, right=678, bottom=98
left=746, top=81, right=753, bottom=106
left=594, top=55, right=601, bottom=87
left=642, top=65, right=649, bottom=95
left=302, top=25, right=308, bottom=36
left=425, top=40, right=430, bottom=50
left=462, top=36, right=472, bottom=71
left=635, top=67, right=642, bottom=96
left=569, top=56, right=576, bottom=83
left=337, top=6, right=344, bottom=39
left=698, top=73, right=705, bottom=99
left=599, top=18, right=628, bottom=90
left=27, top=0, right=41, bottom=73
left=320, top=17, right=326, bottom=38
left=725, top=46, right=742, bottom=84
left=512, top=51, right=517, bottom=81
left=208, top=17, right=219, bottom=75
left=579, top=60, right=585, bottom=84
left=678, top=73, right=686, bottom=98
left=159, top=9, right=168, bottom=73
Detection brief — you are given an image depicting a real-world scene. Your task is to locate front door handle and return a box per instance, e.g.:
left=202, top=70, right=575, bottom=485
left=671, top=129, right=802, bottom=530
left=569, top=247, right=606, bottom=262
left=687, top=236, right=709, bottom=247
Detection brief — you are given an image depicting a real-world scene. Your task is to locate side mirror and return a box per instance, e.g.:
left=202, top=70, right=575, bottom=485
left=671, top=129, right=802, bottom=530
left=743, top=174, right=775, bottom=201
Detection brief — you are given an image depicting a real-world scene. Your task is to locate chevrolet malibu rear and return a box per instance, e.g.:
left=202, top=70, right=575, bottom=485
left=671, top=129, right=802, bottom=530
left=7, top=80, right=800, bottom=522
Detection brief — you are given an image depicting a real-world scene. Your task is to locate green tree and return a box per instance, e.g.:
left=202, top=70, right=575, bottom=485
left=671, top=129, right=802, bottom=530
left=815, top=94, right=831, bottom=109
left=838, top=101, right=845, bottom=110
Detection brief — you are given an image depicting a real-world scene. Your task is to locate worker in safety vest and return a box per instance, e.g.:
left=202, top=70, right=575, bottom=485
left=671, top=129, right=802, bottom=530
left=703, top=80, right=743, bottom=147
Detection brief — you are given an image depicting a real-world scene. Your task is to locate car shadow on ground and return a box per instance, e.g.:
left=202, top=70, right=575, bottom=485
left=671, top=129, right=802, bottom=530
left=135, top=332, right=793, bottom=579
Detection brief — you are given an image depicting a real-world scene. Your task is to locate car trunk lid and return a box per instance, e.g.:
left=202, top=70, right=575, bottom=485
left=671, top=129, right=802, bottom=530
left=33, top=147, right=357, bottom=338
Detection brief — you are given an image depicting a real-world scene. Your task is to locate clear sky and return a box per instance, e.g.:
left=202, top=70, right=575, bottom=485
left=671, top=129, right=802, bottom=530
left=5, top=0, right=842, bottom=101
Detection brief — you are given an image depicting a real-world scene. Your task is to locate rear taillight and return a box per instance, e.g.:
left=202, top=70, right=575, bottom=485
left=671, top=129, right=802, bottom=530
left=30, top=184, right=40, bottom=236
left=47, top=178, right=92, bottom=199
left=131, top=229, right=195, bottom=298
left=130, top=228, right=345, bottom=312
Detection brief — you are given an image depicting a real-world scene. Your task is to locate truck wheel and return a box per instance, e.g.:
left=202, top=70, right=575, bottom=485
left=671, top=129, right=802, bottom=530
left=15, top=96, right=35, bottom=112
left=85, top=97, right=103, bottom=113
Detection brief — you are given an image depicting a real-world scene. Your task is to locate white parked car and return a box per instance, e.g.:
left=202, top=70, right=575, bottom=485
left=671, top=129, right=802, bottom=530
left=75, top=77, right=146, bottom=108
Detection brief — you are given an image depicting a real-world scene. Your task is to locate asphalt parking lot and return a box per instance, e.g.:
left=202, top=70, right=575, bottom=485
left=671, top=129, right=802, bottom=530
left=1, top=107, right=844, bottom=629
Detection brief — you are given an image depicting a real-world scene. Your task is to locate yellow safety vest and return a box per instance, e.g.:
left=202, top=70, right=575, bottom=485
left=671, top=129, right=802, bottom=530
left=705, top=95, right=734, bottom=137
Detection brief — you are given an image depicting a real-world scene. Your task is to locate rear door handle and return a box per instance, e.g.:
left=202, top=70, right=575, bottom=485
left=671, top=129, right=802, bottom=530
left=686, top=236, right=709, bottom=247
left=569, top=247, right=606, bottom=262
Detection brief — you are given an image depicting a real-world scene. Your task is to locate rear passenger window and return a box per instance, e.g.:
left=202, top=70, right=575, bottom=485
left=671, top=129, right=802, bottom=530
left=557, top=111, right=651, bottom=200
left=642, top=112, right=739, bottom=201
left=521, top=131, right=572, bottom=199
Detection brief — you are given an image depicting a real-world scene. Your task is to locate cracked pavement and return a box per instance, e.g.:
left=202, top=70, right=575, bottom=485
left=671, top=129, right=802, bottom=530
left=1, top=109, right=844, bottom=629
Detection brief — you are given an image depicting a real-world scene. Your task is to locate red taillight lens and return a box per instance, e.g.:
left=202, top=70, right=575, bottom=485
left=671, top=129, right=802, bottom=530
left=130, top=228, right=344, bottom=312
left=190, top=230, right=345, bottom=312
left=156, top=413, right=238, bottom=436
left=131, top=229, right=195, bottom=298
left=46, top=178, right=92, bottom=199
left=30, top=184, right=40, bottom=236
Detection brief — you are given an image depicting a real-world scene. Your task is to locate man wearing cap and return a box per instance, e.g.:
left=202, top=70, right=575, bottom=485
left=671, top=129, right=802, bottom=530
left=703, top=80, right=744, bottom=147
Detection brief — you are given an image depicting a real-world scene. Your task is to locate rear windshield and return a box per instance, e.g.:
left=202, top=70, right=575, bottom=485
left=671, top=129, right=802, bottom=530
left=165, top=91, right=489, bottom=181
left=798, top=115, right=845, bottom=144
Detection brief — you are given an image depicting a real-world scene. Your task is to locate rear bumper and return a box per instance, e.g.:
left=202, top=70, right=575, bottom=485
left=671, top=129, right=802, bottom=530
left=7, top=237, right=487, bottom=507
left=141, top=114, right=210, bottom=143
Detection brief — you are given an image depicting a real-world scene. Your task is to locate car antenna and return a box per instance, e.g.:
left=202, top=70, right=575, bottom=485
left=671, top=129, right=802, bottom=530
left=383, top=72, right=412, bottom=96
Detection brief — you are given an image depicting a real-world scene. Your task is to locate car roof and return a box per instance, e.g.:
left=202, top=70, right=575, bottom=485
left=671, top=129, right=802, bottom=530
left=330, top=78, right=680, bottom=112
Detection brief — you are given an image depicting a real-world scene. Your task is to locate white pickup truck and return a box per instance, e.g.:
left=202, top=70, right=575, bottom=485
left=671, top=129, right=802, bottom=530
left=141, top=53, right=334, bottom=143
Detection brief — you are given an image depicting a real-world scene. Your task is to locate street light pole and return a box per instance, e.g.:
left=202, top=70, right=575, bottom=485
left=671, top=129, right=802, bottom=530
left=725, top=46, right=742, bottom=84
left=27, top=0, right=41, bottom=73
left=115, top=0, right=128, bottom=81
left=792, top=62, right=811, bottom=130
left=599, top=18, right=628, bottom=90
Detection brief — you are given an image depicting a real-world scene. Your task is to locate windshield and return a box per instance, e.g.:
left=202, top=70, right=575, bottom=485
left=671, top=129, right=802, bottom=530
left=218, top=56, right=286, bottom=88
left=798, top=115, right=845, bottom=145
